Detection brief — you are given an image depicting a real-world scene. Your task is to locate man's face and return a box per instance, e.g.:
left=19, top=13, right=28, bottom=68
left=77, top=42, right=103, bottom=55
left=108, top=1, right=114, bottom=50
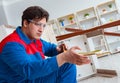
left=23, top=18, right=47, bottom=40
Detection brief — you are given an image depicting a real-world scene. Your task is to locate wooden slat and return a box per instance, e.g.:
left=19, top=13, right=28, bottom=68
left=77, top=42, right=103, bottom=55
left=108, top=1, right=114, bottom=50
left=104, top=32, right=120, bottom=36
left=86, top=30, right=104, bottom=38
left=65, top=27, right=120, bottom=37
left=56, top=20, right=120, bottom=41
left=65, top=28, right=104, bottom=38
left=65, top=28, right=83, bottom=32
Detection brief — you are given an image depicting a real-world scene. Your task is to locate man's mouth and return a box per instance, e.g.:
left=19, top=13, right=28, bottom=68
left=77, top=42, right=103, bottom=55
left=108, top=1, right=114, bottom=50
left=37, top=33, right=41, bottom=36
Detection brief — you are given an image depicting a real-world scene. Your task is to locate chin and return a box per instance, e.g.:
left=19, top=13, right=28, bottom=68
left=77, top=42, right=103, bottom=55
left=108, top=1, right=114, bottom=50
left=35, top=37, right=40, bottom=39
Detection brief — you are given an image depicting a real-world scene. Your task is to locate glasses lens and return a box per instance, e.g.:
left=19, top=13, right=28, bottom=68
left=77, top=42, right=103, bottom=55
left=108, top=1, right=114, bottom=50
left=29, top=20, right=46, bottom=28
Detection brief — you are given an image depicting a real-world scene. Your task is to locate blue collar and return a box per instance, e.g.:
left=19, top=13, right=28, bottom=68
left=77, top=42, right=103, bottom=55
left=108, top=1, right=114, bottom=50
left=16, top=26, right=35, bottom=44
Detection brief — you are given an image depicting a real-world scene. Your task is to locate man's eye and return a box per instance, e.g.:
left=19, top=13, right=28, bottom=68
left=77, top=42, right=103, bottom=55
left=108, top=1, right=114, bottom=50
left=35, top=23, right=41, bottom=26
left=34, top=22, right=46, bottom=28
left=43, top=24, right=46, bottom=27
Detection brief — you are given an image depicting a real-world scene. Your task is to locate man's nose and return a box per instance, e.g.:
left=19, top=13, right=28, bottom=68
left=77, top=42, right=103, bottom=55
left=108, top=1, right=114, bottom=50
left=38, top=26, right=44, bottom=32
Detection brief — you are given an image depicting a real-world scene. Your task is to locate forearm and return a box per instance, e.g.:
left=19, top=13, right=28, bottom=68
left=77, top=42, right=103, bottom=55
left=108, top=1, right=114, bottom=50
left=56, top=51, right=72, bottom=67
left=42, top=39, right=58, bottom=57
left=56, top=53, right=67, bottom=67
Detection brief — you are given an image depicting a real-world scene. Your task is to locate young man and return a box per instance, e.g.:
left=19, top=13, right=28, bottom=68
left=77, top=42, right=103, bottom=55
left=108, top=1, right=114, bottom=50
left=0, top=6, right=90, bottom=83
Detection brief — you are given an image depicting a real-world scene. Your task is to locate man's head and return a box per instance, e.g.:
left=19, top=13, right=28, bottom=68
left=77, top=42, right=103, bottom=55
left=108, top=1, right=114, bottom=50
left=22, top=6, right=49, bottom=26
left=21, top=6, right=49, bottom=40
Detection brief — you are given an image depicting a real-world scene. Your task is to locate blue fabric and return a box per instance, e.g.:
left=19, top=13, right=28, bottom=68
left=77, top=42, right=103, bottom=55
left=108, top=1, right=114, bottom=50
left=0, top=26, right=77, bottom=83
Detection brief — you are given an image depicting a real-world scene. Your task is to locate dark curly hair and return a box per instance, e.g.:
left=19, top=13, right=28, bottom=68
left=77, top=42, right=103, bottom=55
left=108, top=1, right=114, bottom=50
left=22, top=6, right=49, bottom=26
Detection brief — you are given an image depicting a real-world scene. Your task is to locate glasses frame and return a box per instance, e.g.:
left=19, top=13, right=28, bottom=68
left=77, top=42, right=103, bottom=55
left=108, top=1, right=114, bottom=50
left=28, top=19, right=46, bottom=28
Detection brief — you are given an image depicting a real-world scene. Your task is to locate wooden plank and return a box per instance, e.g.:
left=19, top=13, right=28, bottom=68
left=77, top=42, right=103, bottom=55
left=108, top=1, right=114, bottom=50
left=65, top=28, right=83, bottom=32
left=104, top=32, right=120, bottom=36
left=96, top=69, right=117, bottom=77
left=65, top=28, right=120, bottom=37
left=86, top=30, right=104, bottom=38
left=65, top=27, right=120, bottom=37
left=56, top=20, right=120, bottom=41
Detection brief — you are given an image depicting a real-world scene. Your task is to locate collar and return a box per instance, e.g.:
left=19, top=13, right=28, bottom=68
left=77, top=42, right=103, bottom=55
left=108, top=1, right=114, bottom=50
left=16, top=26, right=36, bottom=44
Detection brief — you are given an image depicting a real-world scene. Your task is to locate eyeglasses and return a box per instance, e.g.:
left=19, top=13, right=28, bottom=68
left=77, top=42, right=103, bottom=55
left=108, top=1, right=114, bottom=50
left=28, top=20, right=46, bottom=28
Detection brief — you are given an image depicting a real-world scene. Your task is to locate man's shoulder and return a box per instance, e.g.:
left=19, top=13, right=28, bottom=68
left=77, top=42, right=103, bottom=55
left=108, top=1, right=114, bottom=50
left=0, top=31, right=21, bottom=51
left=0, top=31, right=20, bottom=52
left=1, top=31, right=20, bottom=43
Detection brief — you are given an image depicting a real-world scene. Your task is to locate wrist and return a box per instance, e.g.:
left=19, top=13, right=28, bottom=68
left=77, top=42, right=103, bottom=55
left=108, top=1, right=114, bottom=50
left=56, top=53, right=67, bottom=67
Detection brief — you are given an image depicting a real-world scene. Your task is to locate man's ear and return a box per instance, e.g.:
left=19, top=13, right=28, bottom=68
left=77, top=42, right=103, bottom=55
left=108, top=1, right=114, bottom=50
left=23, top=20, right=28, bottom=27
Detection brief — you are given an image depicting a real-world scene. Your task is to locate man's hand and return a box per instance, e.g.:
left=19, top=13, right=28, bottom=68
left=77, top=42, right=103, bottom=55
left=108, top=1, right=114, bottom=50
left=57, top=46, right=91, bottom=67
left=56, top=42, right=67, bottom=53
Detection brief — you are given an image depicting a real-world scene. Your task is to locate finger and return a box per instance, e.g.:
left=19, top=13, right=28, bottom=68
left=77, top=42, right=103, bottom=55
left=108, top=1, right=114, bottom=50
left=81, top=59, right=91, bottom=64
left=72, top=46, right=81, bottom=51
left=76, top=60, right=83, bottom=65
left=64, top=45, right=68, bottom=50
left=75, top=56, right=90, bottom=64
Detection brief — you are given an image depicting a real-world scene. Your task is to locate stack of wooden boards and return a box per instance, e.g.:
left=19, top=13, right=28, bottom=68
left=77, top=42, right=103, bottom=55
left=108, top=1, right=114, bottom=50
left=78, top=50, right=111, bottom=58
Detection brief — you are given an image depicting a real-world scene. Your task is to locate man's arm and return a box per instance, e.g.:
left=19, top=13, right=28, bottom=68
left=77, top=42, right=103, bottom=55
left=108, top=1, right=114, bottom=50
left=1, top=42, right=59, bottom=80
left=41, top=39, right=58, bottom=57
left=41, top=39, right=91, bottom=67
